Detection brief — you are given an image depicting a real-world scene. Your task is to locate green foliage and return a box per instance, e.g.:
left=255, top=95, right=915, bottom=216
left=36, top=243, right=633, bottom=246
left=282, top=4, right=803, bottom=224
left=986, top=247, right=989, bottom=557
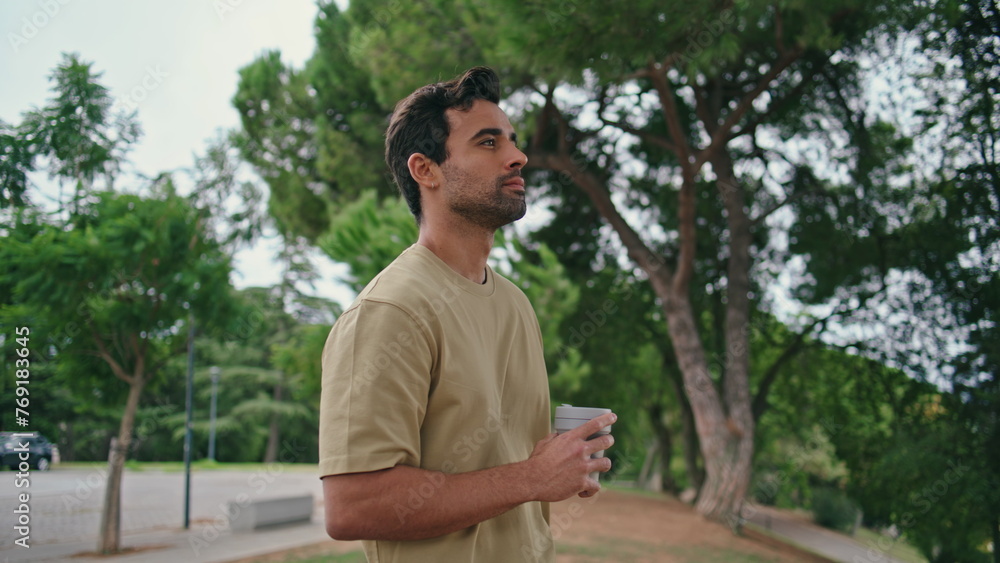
left=0, top=119, right=33, bottom=209
left=230, top=0, right=998, bottom=547
left=344, top=0, right=494, bottom=107
left=780, top=2, right=999, bottom=557
left=811, top=487, right=859, bottom=534
left=0, top=53, right=243, bottom=477
left=0, top=188, right=241, bottom=466
left=752, top=424, right=848, bottom=508
left=317, top=190, right=417, bottom=292
left=756, top=339, right=995, bottom=561
left=232, top=2, right=395, bottom=244
left=187, top=133, right=266, bottom=250
left=232, top=50, right=330, bottom=242
left=500, top=238, right=590, bottom=396
left=2, top=53, right=141, bottom=212
left=154, top=286, right=339, bottom=464
left=272, top=323, right=331, bottom=402
left=853, top=404, right=994, bottom=563
left=2, top=187, right=237, bottom=350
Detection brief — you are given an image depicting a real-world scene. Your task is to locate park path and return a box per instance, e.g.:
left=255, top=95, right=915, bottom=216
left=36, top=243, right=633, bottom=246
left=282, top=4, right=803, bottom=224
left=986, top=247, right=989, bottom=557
left=744, top=503, right=912, bottom=563
left=0, top=465, right=336, bottom=562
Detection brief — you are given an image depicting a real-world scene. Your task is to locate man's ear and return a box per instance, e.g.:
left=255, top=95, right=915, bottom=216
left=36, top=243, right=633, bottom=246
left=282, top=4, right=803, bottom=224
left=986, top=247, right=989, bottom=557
left=407, top=153, right=442, bottom=191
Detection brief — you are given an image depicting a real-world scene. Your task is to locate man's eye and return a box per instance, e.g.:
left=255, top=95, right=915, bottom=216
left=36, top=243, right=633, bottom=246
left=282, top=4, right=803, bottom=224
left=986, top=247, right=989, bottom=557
left=481, top=139, right=496, bottom=147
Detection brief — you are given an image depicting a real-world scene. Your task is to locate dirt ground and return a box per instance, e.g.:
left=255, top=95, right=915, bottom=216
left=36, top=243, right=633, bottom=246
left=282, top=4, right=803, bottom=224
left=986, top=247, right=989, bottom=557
left=548, top=488, right=826, bottom=562
left=235, top=488, right=825, bottom=562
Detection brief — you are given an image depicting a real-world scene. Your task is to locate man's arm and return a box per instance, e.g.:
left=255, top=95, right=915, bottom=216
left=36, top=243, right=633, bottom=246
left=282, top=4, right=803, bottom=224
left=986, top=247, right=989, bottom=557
left=323, top=412, right=616, bottom=541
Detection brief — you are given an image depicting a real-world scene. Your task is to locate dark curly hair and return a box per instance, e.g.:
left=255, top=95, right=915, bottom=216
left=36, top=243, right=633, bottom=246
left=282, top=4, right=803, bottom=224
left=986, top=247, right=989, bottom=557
left=384, top=67, right=501, bottom=224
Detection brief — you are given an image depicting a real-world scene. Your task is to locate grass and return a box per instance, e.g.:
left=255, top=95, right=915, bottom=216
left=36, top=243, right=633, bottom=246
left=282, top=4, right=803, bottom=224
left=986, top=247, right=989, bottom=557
left=853, top=528, right=928, bottom=563
left=268, top=543, right=786, bottom=563
left=56, top=460, right=319, bottom=473
left=603, top=481, right=677, bottom=499
left=556, top=537, right=791, bottom=562
left=268, top=551, right=367, bottom=563
left=607, top=483, right=930, bottom=563
left=556, top=540, right=657, bottom=561
left=258, top=551, right=368, bottom=563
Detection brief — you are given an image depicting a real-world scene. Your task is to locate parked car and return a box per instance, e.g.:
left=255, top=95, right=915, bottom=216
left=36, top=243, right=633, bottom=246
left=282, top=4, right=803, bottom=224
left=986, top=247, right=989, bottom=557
left=1, top=432, right=56, bottom=471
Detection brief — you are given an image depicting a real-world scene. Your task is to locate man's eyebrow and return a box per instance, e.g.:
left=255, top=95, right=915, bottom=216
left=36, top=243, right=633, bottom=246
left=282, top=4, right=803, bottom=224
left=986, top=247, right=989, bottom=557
left=470, top=128, right=518, bottom=143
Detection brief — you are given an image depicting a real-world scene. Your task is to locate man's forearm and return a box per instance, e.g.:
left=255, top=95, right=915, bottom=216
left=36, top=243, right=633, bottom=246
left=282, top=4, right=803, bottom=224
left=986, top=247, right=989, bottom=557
left=323, top=461, right=537, bottom=541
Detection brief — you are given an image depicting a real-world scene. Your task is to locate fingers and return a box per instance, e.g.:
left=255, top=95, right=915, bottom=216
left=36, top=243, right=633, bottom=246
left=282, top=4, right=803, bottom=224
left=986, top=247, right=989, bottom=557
left=592, top=451, right=613, bottom=473
left=529, top=413, right=618, bottom=503
left=579, top=454, right=613, bottom=497
left=578, top=474, right=603, bottom=497
left=564, top=412, right=617, bottom=440
left=583, top=433, right=614, bottom=457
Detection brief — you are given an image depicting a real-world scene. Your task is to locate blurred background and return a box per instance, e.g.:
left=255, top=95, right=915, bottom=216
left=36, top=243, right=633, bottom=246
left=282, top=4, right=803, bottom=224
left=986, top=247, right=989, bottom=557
left=1, top=1, right=997, bottom=561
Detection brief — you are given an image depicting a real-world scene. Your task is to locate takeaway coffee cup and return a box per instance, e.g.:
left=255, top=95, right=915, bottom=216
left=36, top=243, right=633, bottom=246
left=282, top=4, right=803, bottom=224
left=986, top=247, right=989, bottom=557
left=554, top=404, right=613, bottom=481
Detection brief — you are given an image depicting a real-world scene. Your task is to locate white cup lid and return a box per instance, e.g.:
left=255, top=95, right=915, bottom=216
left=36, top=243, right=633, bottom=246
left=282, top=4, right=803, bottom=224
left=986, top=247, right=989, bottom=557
left=554, top=404, right=612, bottom=420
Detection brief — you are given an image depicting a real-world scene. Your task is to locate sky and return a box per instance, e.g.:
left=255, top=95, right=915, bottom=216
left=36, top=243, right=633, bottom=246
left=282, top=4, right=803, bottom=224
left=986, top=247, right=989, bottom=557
left=1, top=0, right=355, bottom=306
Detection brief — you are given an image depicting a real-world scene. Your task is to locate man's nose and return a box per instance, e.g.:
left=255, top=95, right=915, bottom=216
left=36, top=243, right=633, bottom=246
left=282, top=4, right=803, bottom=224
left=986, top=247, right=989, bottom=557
left=508, top=146, right=527, bottom=169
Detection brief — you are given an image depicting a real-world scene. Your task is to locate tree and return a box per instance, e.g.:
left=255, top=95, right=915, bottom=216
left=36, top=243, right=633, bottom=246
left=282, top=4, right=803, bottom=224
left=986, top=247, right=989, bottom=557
left=231, top=4, right=393, bottom=244
left=197, top=286, right=336, bottom=464
left=1, top=187, right=238, bottom=553
left=5, top=53, right=140, bottom=215
left=330, top=0, right=920, bottom=526
left=0, top=54, right=240, bottom=555
left=784, top=0, right=999, bottom=556
left=233, top=0, right=991, bottom=533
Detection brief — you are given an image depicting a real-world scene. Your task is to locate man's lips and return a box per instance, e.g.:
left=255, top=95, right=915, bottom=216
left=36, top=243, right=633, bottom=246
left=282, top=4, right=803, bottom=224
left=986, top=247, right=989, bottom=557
left=502, top=177, right=525, bottom=191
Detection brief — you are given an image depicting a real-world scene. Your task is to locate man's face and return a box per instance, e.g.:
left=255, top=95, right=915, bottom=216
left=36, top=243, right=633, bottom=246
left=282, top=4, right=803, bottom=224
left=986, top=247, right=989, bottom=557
left=439, top=99, right=528, bottom=230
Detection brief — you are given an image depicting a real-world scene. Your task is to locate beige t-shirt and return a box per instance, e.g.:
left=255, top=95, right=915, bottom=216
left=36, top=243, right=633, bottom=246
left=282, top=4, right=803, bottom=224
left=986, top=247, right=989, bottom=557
left=319, top=245, right=554, bottom=562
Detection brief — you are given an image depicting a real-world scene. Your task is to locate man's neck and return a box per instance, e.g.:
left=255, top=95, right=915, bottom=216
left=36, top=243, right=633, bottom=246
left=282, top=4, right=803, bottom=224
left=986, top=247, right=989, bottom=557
left=417, top=225, right=494, bottom=284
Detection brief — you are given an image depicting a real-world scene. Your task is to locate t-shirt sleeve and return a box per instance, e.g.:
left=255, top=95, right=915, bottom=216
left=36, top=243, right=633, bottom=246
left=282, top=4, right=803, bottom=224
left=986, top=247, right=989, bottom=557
left=318, top=299, right=434, bottom=477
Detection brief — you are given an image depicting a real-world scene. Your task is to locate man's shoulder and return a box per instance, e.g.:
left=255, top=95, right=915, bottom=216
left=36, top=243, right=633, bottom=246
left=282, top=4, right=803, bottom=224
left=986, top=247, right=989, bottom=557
left=350, top=246, right=457, bottom=313
left=492, top=271, right=533, bottom=308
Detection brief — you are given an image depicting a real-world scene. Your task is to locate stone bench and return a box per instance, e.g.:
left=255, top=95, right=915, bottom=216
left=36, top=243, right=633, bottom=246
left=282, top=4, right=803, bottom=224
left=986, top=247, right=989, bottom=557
left=229, top=494, right=314, bottom=532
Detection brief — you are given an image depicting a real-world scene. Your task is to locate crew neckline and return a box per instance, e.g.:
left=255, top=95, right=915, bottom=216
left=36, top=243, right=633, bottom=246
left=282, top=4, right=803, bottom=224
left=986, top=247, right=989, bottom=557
left=407, top=244, right=496, bottom=297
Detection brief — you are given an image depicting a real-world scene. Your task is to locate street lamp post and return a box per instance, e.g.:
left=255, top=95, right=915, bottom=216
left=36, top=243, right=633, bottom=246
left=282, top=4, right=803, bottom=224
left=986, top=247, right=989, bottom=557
left=208, top=366, right=220, bottom=461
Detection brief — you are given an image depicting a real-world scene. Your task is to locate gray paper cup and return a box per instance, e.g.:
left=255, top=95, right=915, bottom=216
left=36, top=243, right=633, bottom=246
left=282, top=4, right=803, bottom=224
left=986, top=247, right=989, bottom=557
left=553, top=404, right=613, bottom=480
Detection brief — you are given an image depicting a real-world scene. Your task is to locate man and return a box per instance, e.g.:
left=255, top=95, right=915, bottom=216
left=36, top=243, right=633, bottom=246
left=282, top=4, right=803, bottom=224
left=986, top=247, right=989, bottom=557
left=319, top=66, right=616, bottom=562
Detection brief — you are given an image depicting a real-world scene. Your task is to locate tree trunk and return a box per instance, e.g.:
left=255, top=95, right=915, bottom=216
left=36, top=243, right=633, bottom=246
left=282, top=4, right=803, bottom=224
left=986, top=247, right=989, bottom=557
left=649, top=404, right=677, bottom=494
left=529, top=103, right=756, bottom=526
left=60, top=422, right=74, bottom=462
left=98, top=379, right=144, bottom=554
left=637, top=440, right=661, bottom=492
left=263, top=377, right=283, bottom=463
left=695, top=149, right=756, bottom=528
left=667, top=364, right=704, bottom=492
left=658, top=287, right=748, bottom=526
left=993, top=512, right=999, bottom=563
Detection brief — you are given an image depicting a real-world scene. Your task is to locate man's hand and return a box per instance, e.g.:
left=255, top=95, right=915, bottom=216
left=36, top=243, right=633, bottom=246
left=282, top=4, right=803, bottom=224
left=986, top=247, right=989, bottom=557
left=322, top=411, right=617, bottom=541
left=523, top=412, right=616, bottom=501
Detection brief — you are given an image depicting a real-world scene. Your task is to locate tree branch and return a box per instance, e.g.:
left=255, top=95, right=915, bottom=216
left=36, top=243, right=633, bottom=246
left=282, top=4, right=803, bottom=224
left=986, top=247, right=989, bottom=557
left=775, top=6, right=786, bottom=56
left=693, top=46, right=804, bottom=172
left=648, top=60, right=693, bottom=172
left=526, top=99, right=675, bottom=290
left=735, top=60, right=821, bottom=142
left=751, top=315, right=827, bottom=421
left=600, top=115, right=678, bottom=153
left=89, top=323, right=134, bottom=385
left=646, top=61, right=698, bottom=295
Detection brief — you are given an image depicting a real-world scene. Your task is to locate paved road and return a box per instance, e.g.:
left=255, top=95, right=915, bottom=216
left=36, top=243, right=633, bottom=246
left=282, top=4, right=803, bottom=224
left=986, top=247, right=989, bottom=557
left=745, top=504, right=912, bottom=563
left=0, top=465, right=328, bottom=561
left=2, top=465, right=918, bottom=563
